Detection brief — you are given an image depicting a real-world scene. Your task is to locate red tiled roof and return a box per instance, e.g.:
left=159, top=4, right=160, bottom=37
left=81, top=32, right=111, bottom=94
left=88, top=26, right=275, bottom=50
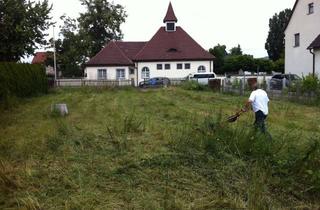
left=134, top=27, right=215, bottom=62
left=115, top=41, right=147, bottom=60
left=86, top=41, right=146, bottom=66
left=163, top=2, right=178, bottom=23
left=308, top=34, right=320, bottom=50
left=32, top=52, right=47, bottom=64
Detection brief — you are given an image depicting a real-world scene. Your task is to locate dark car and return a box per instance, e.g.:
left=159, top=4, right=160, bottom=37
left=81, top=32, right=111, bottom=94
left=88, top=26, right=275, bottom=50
left=139, top=77, right=171, bottom=88
left=270, top=74, right=301, bottom=90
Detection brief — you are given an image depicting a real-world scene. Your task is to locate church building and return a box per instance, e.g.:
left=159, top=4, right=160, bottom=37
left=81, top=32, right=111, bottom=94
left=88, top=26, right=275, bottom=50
left=85, top=2, right=215, bottom=86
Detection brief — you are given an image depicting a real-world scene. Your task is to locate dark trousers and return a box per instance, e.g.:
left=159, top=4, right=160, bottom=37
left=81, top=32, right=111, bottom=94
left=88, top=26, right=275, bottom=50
left=254, top=110, right=267, bottom=133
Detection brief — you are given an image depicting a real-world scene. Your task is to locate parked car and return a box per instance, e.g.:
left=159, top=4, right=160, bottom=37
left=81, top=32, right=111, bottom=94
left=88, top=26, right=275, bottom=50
left=188, top=73, right=217, bottom=85
left=270, top=74, right=301, bottom=90
left=139, top=77, right=170, bottom=88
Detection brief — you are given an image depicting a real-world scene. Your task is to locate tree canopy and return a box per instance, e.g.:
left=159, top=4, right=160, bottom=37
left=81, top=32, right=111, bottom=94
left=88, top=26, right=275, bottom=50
left=223, top=54, right=255, bottom=73
left=78, top=0, right=127, bottom=57
left=0, top=0, right=52, bottom=62
left=209, top=44, right=227, bottom=74
left=229, top=44, right=243, bottom=56
left=209, top=44, right=280, bottom=74
left=265, top=9, right=292, bottom=61
left=53, top=0, right=127, bottom=77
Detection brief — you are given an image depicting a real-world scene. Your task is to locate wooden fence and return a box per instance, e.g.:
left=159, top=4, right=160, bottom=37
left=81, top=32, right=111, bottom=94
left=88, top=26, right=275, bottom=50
left=55, top=79, right=132, bottom=87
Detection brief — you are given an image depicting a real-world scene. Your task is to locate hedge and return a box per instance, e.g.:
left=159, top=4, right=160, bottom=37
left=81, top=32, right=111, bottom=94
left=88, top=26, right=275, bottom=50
left=0, top=62, right=48, bottom=101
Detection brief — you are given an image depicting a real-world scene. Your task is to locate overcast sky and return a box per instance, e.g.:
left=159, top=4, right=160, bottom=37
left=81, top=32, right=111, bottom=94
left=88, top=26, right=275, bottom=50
left=37, top=0, right=296, bottom=60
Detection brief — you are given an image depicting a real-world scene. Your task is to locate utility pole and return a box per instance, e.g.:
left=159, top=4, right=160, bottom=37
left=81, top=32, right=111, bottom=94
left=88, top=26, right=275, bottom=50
left=53, top=25, right=57, bottom=81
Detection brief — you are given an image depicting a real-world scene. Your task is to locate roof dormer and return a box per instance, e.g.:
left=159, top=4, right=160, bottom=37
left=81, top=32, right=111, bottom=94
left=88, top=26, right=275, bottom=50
left=163, top=2, right=178, bottom=32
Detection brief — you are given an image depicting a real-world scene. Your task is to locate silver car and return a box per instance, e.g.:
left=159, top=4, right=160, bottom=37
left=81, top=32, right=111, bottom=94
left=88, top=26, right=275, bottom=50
left=270, top=74, right=301, bottom=90
left=189, top=73, right=216, bottom=85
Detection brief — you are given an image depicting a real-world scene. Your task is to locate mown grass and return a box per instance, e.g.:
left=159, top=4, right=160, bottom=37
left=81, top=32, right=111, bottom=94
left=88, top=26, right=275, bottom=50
left=0, top=87, right=319, bottom=209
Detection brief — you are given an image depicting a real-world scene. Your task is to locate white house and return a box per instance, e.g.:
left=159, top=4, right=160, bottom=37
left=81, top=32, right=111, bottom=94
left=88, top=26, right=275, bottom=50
left=85, top=2, right=215, bottom=86
left=285, top=0, right=320, bottom=76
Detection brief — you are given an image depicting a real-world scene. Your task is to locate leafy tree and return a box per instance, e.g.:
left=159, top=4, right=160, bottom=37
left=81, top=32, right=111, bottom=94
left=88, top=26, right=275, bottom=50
left=254, top=58, right=274, bottom=74
left=229, top=44, right=243, bottom=56
left=273, top=58, right=285, bottom=73
left=209, top=44, right=228, bottom=74
left=49, top=16, right=89, bottom=77
left=223, top=55, right=255, bottom=73
left=265, top=9, right=292, bottom=61
left=78, top=0, right=127, bottom=57
left=51, top=0, right=127, bottom=77
left=0, top=0, right=52, bottom=61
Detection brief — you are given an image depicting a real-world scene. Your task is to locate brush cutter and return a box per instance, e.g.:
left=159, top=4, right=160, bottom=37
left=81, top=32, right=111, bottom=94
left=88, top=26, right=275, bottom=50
left=227, top=109, right=246, bottom=123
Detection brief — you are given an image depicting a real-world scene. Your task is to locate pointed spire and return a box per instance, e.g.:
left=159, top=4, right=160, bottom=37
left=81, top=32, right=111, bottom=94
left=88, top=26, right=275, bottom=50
left=163, top=2, right=178, bottom=23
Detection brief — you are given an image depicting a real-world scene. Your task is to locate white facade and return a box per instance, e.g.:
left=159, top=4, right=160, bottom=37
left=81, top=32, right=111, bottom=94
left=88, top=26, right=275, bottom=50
left=285, top=0, right=320, bottom=76
left=85, top=60, right=214, bottom=86
left=135, top=60, right=213, bottom=85
left=85, top=66, right=131, bottom=80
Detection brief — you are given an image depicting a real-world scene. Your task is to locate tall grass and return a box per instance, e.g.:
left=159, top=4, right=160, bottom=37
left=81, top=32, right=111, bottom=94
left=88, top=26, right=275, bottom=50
left=168, top=113, right=320, bottom=206
left=0, top=87, right=319, bottom=209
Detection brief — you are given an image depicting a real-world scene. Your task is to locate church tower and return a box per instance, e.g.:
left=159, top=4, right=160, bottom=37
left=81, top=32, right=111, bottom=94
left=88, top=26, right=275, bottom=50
left=163, top=2, right=178, bottom=32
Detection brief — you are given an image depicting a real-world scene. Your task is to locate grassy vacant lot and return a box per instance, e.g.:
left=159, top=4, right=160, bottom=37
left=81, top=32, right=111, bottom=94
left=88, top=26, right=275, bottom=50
left=0, top=87, right=320, bottom=209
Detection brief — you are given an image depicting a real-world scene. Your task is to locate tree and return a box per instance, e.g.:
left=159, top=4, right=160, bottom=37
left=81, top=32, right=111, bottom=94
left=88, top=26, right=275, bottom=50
left=229, top=44, right=243, bottom=56
left=52, top=0, right=127, bottom=77
left=49, top=16, right=89, bottom=77
left=254, top=58, right=275, bottom=74
left=0, top=0, right=52, bottom=61
left=209, top=44, right=228, bottom=74
left=273, top=58, right=284, bottom=73
left=78, top=0, right=127, bottom=57
left=265, top=9, right=292, bottom=61
left=223, top=55, right=255, bottom=73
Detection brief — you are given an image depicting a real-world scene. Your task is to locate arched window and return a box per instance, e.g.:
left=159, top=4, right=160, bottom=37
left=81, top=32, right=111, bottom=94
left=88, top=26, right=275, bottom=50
left=141, top=67, right=150, bottom=79
left=198, top=65, right=206, bottom=73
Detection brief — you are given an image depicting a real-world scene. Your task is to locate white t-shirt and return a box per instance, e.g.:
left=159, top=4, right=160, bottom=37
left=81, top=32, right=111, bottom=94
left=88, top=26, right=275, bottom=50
left=249, top=89, right=269, bottom=115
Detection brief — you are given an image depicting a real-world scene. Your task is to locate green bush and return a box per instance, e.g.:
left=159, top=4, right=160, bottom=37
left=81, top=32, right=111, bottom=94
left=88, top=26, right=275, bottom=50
left=301, top=74, right=319, bottom=94
left=181, top=80, right=206, bottom=91
left=0, top=62, right=48, bottom=105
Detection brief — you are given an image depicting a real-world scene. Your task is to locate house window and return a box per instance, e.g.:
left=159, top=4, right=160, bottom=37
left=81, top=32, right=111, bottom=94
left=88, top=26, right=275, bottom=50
left=97, top=69, right=107, bottom=80
left=177, top=63, right=183, bottom=69
left=166, top=22, right=175, bottom=31
left=165, top=64, right=171, bottom=70
left=294, top=33, right=300, bottom=47
left=142, top=67, right=150, bottom=79
left=116, top=69, right=125, bottom=80
left=184, top=63, right=191, bottom=69
left=198, top=65, right=206, bottom=73
left=157, top=64, right=163, bottom=70
left=129, top=68, right=135, bottom=75
left=308, top=3, right=314, bottom=14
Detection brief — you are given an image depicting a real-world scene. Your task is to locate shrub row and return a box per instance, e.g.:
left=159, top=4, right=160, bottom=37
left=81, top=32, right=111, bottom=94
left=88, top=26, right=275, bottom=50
left=0, top=62, right=48, bottom=102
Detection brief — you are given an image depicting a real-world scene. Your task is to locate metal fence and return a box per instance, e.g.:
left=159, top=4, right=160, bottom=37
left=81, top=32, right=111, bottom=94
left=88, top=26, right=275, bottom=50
left=55, top=79, right=132, bottom=87
left=170, top=78, right=187, bottom=86
left=215, top=77, right=318, bottom=103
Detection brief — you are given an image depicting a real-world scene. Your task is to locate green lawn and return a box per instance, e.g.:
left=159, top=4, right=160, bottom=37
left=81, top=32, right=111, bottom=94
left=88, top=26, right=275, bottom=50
left=0, top=87, right=319, bottom=209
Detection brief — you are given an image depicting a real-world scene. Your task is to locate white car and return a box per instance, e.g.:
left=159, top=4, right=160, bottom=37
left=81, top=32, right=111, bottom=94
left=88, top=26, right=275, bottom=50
left=188, top=73, right=217, bottom=85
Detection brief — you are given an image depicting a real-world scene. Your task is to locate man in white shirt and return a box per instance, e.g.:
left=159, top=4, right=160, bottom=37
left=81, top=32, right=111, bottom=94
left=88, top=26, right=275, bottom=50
left=243, top=82, right=270, bottom=134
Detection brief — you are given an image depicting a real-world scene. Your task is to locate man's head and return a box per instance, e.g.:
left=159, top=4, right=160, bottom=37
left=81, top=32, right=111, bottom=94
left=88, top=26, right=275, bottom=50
left=251, top=81, right=258, bottom=91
